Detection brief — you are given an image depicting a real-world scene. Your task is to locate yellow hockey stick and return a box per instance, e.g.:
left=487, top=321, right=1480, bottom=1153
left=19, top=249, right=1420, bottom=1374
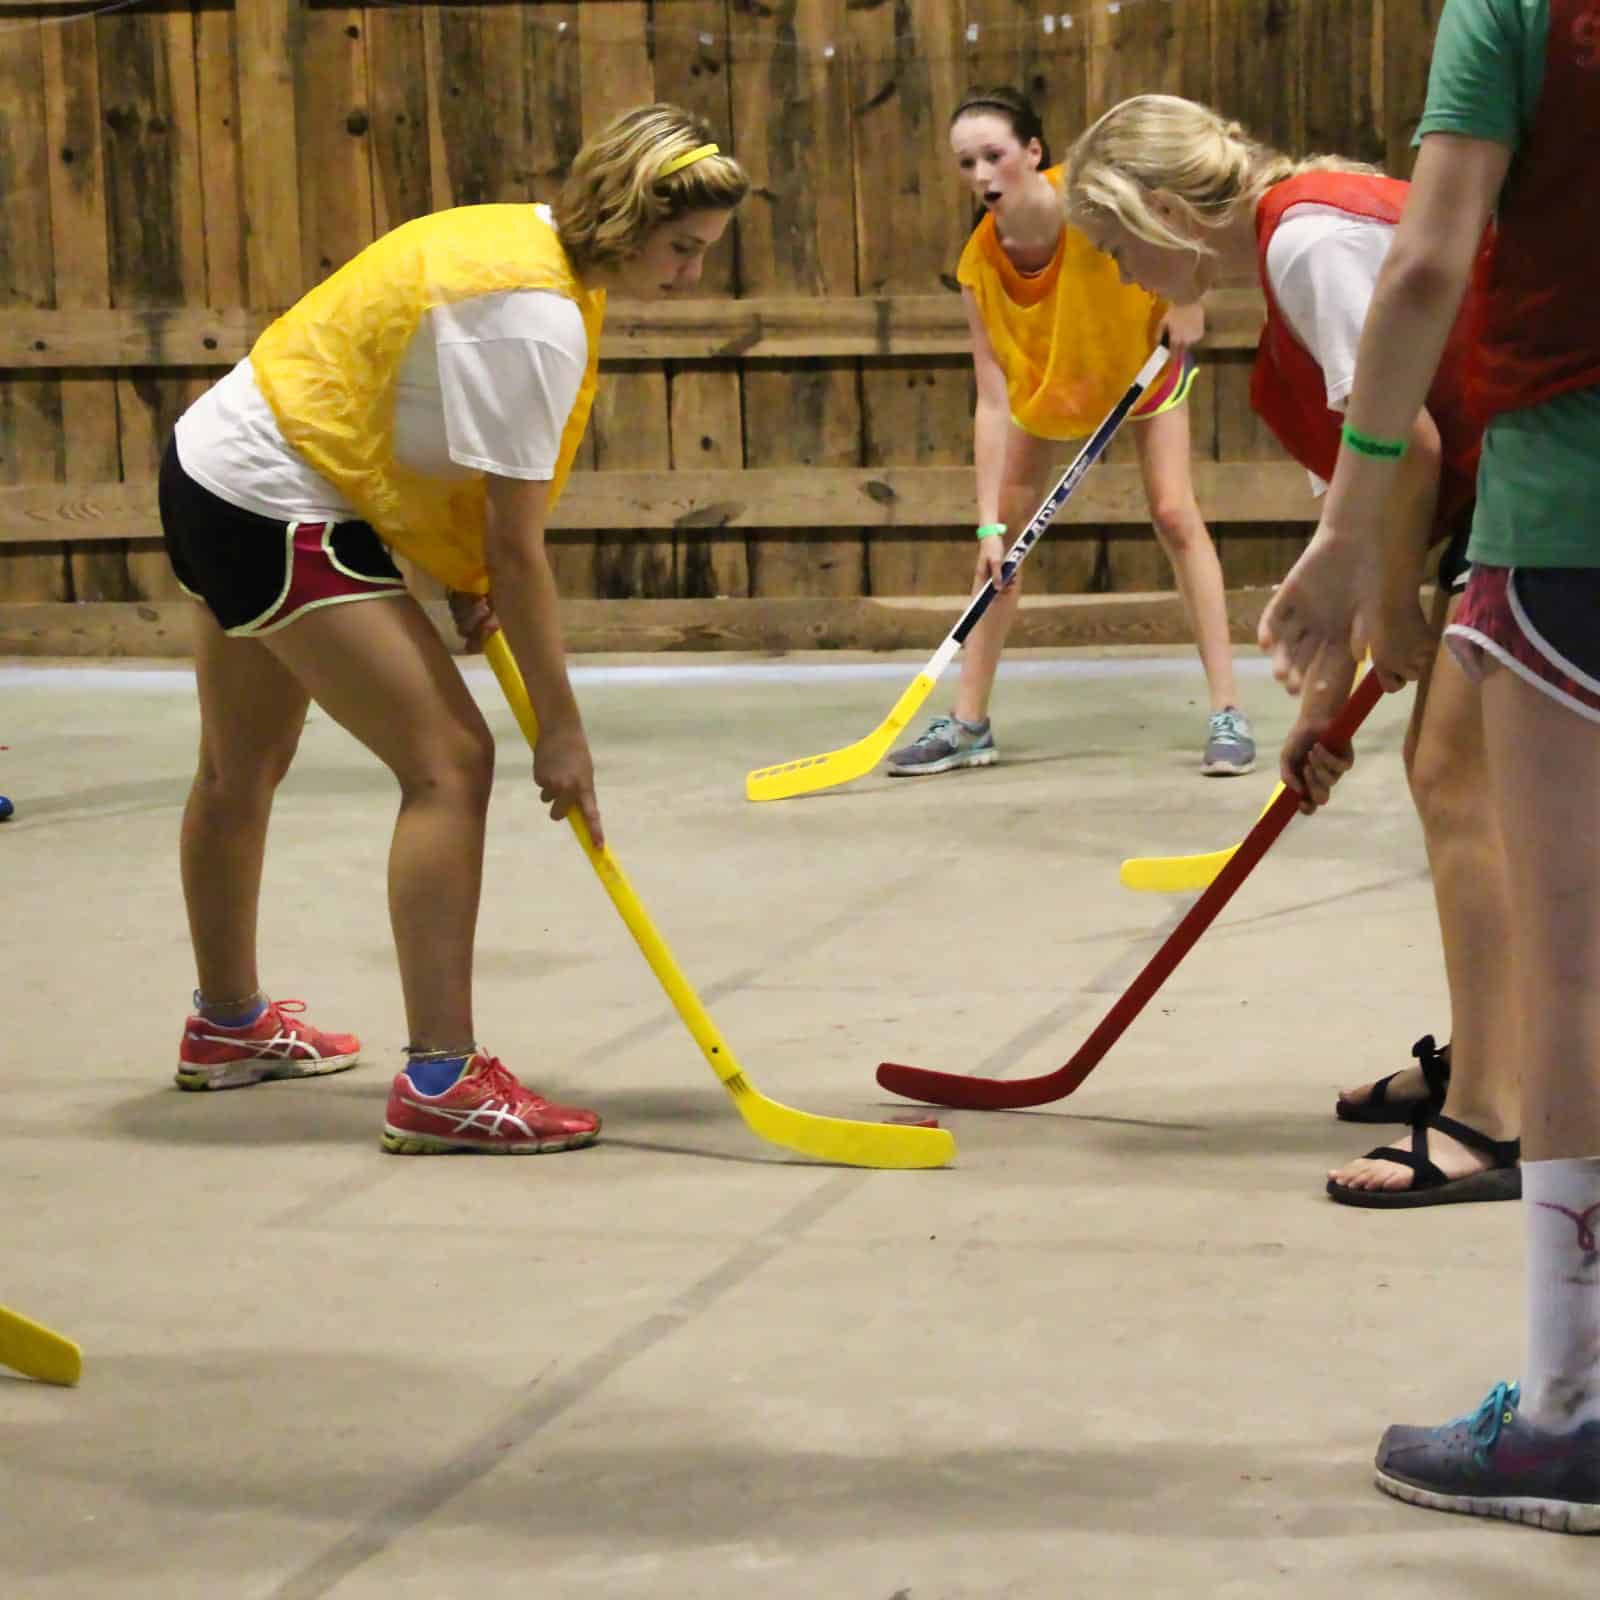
left=0, top=1305, right=82, bottom=1386
left=745, top=669, right=952, bottom=805
left=744, top=343, right=1173, bottom=803
left=1120, top=654, right=1375, bottom=893
left=484, top=633, right=954, bottom=1170
left=1118, top=782, right=1285, bottom=893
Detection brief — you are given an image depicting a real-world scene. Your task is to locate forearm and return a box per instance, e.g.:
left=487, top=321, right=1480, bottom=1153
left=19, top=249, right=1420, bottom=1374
left=972, top=393, right=1010, bottom=526
left=485, top=519, right=583, bottom=737
left=1346, top=260, right=1467, bottom=447
left=1377, top=416, right=1442, bottom=603
left=1323, top=266, right=1461, bottom=536
left=1322, top=134, right=1505, bottom=541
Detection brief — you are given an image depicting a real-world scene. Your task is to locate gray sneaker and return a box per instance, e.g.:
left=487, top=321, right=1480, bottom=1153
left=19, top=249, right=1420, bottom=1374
left=1376, top=1381, right=1600, bottom=1534
left=1201, top=706, right=1255, bottom=775
left=885, top=715, right=997, bottom=777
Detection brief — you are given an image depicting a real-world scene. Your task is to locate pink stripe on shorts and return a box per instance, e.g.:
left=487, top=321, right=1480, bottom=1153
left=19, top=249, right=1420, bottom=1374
left=1445, top=564, right=1600, bottom=724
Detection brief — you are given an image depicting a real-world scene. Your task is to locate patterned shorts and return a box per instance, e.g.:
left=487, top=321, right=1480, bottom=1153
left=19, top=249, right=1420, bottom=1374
left=1445, top=563, right=1600, bottom=724
left=1130, top=348, right=1199, bottom=421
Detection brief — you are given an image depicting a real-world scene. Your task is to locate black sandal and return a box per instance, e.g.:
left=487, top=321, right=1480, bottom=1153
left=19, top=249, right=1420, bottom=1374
left=1335, top=1034, right=1452, bottom=1125
left=1327, top=1111, right=1521, bottom=1209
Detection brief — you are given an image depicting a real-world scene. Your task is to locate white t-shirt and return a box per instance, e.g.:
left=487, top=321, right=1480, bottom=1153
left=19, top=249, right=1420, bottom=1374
left=174, top=286, right=588, bottom=523
left=1263, top=203, right=1394, bottom=494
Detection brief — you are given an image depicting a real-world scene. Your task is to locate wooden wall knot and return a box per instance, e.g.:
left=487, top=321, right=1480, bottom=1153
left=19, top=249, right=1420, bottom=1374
left=716, top=318, right=762, bottom=358
left=674, top=502, right=740, bottom=530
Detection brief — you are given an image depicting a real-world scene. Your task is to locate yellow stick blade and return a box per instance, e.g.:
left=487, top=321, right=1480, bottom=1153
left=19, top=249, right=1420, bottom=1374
left=744, top=674, right=938, bottom=803
left=730, top=1076, right=955, bottom=1169
left=1118, top=782, right=1287, bottom=894
left=1118, top=846, right=1236, bottom=894
left=483, top=634, right=956, bottom=1171
left=0, top=1306, right=82, bottom=1386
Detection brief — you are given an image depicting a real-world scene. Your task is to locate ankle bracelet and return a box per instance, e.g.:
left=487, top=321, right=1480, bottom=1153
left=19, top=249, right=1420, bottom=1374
left=197, top=988, right=266, bottom=1015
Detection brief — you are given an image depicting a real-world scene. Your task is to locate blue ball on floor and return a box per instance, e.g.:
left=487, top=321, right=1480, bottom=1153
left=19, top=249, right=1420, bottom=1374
left=0, top=796, right=13, bottom=822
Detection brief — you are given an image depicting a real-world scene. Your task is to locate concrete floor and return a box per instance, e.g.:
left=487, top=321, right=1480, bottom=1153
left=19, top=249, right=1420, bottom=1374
left=1, top=649, right=1577, bottom=1598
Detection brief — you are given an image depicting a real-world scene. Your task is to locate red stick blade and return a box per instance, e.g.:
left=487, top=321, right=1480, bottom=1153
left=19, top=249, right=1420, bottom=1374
left=876, top=1061, right=1033, bottom=1110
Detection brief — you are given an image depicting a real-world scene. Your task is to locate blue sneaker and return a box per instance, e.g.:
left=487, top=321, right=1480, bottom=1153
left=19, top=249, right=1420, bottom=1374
left=885, top=716, right=997, bottom=777
left=1376, top=1381, right=1600, bottom=1533
left=1201, top=707, right=1255, bottom=775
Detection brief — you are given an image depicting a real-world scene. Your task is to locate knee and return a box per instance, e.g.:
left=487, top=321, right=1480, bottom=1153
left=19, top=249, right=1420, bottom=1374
left=1148, top=496, right=1205, bottom=555
left=195, top=731, right=302, bottom=805
left=400, top=722, right=496, bottom=812
left=1407, top=740, right=1477, bottom=841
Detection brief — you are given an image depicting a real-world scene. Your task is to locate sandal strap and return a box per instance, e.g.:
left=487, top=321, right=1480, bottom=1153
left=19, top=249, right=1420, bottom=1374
left=1360, top=1113, right=1521, bottom=1192
left=1360, top=1138, right=1449, bottom=1190
left=1338, top=1034, right=1453, bottom=1118
left=1359, top=1068, right=1404, bottom=1113
left=1410, top=1034, right=1453, bottom=1104
left=1425, top=1111, right=1520, bottom=1168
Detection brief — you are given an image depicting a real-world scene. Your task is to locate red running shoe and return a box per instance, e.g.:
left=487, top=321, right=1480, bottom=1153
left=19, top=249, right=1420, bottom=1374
left=176, top=997, right=361, bottom=1091
left=382, top=1053, right=600, bottom=1155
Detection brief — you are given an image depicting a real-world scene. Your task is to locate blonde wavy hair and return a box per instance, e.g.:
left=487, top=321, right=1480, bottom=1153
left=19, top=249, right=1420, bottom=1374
left=554, top=103, right=750, bottom=273
left=1065, top=94, right=1376, bottom=256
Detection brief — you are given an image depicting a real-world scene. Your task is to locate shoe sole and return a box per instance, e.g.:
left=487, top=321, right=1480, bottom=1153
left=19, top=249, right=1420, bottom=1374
left=175, top=1053, right=361, bottom=1092
left=380, top=1126, right=600, bottom=1155
left=1199, top=756, right=1256, bottom=776
left=885, top=749, right=998, bottom=777
left=1335, top=1096, right=1444, bottom=1125
left=1375, top=1469, right=1600, bottom=1533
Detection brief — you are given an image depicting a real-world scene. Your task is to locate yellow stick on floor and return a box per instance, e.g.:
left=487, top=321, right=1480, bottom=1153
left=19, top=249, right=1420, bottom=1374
left=483, top=634, right=954, bottom=1170
left=1122, top=655, right=1375, bottom=893
left=0, top=1305, right=82, bottom=1386
left=1119, top=783, right=1285, bottom=894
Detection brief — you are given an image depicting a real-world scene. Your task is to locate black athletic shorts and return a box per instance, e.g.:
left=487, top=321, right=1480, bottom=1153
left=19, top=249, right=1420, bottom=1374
left=159, top=438, right=405, bottom=636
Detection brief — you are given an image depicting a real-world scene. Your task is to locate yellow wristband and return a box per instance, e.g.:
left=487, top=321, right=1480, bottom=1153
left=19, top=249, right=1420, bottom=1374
left=976, top=522, right=1006, bottom=540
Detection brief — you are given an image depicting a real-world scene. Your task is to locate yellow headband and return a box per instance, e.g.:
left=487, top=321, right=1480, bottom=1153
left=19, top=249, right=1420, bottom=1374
left=659, top=142, right=719, bottom=179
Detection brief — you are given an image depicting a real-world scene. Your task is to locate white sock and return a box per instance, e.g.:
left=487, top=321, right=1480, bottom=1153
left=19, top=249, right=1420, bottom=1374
left=1522, top=1155, right=1600, bottom=1432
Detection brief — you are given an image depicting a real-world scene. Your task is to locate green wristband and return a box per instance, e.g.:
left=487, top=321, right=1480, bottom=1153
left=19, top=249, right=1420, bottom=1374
left=1340, top=422, right=1408, bottom=461
left=975, top=522, right=1007, bottom=540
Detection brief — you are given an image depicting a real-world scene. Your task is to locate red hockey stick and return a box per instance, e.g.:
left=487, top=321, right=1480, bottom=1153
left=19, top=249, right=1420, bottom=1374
left=877, top=669, right=1386, bottom=1111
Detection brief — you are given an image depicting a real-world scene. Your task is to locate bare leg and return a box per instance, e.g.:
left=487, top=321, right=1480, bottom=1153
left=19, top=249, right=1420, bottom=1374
left=261, top=594, right=496, bottom=1052
left=1130, top=405, right=1238, bottom=712
left=1481, top=668, right=1600, bottom=1160
left=1482, top=655, right=1600, bottom=1438
left=952, top=427, right=1060, bottom=726
left=1332, top=590, right=1520, bottom=1191
left=182, top=602, right=311, bottom=1006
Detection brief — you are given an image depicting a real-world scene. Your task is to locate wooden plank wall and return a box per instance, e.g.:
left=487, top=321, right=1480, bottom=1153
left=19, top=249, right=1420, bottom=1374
left=0, top=0, right=1449, bottom=645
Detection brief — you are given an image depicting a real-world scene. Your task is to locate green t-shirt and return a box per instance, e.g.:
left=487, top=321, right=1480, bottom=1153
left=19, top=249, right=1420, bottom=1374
left=1420, top=0, right=1600, bottom=567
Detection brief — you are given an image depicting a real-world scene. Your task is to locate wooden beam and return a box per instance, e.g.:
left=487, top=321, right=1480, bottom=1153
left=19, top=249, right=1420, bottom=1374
left=0, top=588, right=1279, bottom=658
left=0, top=308, right=262, bottom=371
left=236, top=0, right=304, bottom=309
left=0, top=288, right=1267, bottom=369
left=0, top=460, right=1315, bottom=544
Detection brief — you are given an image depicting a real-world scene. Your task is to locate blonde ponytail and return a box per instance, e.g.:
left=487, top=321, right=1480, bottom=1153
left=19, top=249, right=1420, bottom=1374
left=1065, top=94, right=1375, bottom=256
